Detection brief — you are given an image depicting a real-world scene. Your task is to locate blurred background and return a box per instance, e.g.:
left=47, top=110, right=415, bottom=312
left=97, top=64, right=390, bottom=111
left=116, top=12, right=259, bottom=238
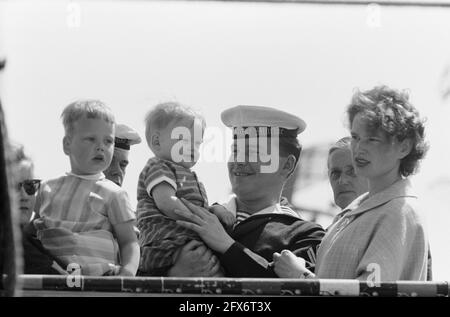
left=1, top=0, right=449, bottom=280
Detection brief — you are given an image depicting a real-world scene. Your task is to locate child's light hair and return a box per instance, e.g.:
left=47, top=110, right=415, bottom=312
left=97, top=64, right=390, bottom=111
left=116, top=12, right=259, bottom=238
left=144, top=101, right=206, bottom=148
left=61, top=99, right=115, bottom=137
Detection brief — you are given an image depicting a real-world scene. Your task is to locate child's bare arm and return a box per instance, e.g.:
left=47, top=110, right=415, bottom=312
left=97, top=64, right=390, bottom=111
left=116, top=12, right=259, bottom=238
left=152, top=182, right=192, bottom=220
left=113, top=221, right=140, bottom=276
left=209, top=204, right=235, bottom=228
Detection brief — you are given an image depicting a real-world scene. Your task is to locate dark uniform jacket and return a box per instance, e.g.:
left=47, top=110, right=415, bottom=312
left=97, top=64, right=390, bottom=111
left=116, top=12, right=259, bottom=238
left=219, top=203, right=325, bottom=277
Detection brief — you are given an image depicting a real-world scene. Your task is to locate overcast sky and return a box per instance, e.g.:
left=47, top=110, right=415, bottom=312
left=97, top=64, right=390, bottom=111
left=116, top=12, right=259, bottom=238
left=1, top=0, right=449, bottom=280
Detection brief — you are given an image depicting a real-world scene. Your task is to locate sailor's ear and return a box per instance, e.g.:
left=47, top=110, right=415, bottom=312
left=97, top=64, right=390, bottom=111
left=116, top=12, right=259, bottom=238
left=63, top=136, right=71, bottom=155
left=281, top=154, right=297, bottom=178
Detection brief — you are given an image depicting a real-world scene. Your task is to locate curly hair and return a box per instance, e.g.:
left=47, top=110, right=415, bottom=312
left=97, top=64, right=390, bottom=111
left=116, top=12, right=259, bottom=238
left=347, top=85, right=428, bottom=177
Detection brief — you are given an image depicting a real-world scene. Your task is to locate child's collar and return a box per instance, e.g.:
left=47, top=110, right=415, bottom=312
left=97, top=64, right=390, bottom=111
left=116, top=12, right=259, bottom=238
left=66, top=172, right=105, bottom=181
left=156, top=157, right=192, bottom=170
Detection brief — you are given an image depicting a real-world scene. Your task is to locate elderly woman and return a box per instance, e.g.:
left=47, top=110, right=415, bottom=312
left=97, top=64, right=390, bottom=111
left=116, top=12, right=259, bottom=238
left=274, top=85, right=429, bottom=281
left=328, top=137, right=369, bottom=210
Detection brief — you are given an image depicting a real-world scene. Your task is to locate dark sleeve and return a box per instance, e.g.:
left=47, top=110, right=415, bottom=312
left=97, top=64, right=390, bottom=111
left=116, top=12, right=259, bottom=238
left=219, top=221, right=325, bottom=277
left=290, top=222, right=325, bottom=272
left=136, top=265, right=171, bottom=277
left=22, top=222, right=64, bottom=274
left=219, top=242, right=277, bottom=277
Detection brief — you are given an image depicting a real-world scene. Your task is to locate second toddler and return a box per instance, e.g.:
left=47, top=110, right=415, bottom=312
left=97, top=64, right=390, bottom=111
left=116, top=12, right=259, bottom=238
left=137, top=102, right=234, bottom=276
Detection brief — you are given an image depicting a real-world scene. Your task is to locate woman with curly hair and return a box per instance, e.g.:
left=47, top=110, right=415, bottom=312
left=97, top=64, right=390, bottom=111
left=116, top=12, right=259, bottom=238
left=273, top=85, right=430, bottom=281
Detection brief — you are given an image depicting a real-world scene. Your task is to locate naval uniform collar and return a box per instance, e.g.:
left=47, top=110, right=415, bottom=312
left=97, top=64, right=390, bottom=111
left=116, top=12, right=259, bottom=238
left=223, top=195, right=300, bottom=219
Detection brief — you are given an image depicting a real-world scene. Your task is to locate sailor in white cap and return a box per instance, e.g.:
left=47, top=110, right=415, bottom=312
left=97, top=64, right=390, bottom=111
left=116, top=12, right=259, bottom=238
left=104, top=123, right=141, bottom=187
left=172, top=105, right=324, bottom=277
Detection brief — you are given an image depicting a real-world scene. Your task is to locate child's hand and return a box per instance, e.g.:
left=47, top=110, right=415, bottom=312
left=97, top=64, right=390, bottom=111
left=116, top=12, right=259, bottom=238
left=209, top=204, right=235, bottom=229
left=103, top=264, right=122, bottom=276
left=107, top=264, right=135, bottom=276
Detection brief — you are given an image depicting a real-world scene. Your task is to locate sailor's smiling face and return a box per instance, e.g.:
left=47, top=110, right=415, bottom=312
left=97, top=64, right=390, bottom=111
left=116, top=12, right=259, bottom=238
left=227, top=132, right=285, bottom=200
left=104, top=147, right=129, bottom=186
left=64, top=116, right=115, bottom=175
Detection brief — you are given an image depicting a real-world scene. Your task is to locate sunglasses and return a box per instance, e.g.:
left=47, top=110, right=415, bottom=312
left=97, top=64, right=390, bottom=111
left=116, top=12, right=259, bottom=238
left=17, top=179, right=41, bottom=195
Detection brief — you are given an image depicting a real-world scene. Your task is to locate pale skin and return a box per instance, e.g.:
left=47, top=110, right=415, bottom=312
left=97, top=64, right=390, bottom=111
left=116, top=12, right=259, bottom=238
left=149, top=118, right=235, bottom=227
left=63, top=116, right=140, bottom=276
left=104, top=148, right=129, bottom=187
left=167, top=240, right=222, bottom=277
left=174, top=198, right=236, bottom=254
left=167, top=137, right=297, bottom=275
left=15, top=160, right=36, bottom=226
left=227, top=139, right=297, bottom=213
left=350, top=113, right=412, bottom=197
left=113, top=222, right=140, bottom=276
left=328, top=148, right=369, bottom=209
left=151, top=183, right=235, bottom=228
left=145, top=117, right=234, bottom=276
left=173, top=153, right=297, bottom=254
left=273, top=250, right=310, bottom=278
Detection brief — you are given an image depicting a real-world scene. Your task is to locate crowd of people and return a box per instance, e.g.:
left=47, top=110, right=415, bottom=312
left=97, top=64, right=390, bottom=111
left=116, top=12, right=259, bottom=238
left=4, top=85, right=431, bottom=282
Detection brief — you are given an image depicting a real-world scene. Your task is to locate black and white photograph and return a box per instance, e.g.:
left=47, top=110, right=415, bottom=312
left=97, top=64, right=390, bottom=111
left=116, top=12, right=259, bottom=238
left=0, top=0, right=449, bottom=300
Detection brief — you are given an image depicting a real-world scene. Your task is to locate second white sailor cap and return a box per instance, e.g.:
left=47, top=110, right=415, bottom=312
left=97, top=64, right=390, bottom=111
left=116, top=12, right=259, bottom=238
left=114, top=123, right=142, bottom=150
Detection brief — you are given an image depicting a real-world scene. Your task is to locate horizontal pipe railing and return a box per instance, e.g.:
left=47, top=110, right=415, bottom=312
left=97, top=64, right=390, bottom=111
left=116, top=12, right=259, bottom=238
left=180, top=0, right=450, bottom=8
left=14, top=275, right=450, bottom=297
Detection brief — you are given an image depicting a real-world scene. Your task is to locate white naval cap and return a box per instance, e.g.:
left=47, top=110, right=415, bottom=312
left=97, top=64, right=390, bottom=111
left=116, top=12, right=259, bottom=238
left=114, top=123, right=142, bottom=150
left=221, top=105, right=306, bottom=136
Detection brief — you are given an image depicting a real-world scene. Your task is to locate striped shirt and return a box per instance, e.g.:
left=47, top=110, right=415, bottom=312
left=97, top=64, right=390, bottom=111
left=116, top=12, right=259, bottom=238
left=235, top=210, right=250, bottom=225
left=137, top=157, right=208, bottom=274
left=233, top=196, right=292, bottom=227
left=33, top=173, right=135, bottom=276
